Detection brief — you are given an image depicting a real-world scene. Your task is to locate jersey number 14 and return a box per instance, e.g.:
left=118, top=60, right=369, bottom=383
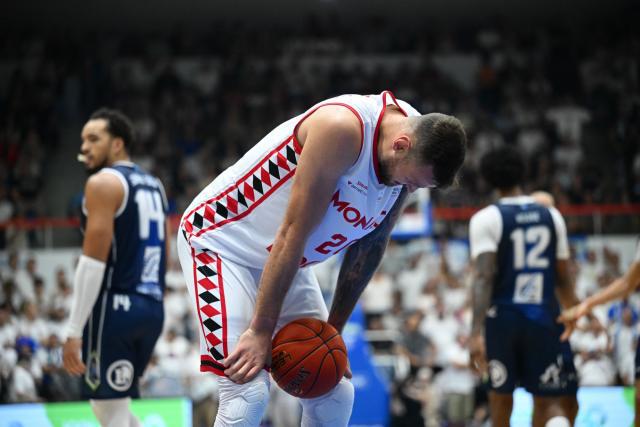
left=135, top=189, right=165, bottom=240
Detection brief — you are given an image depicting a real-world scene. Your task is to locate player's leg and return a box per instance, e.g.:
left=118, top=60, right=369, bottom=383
left=176, top=233, right=270, bottom=426
left=90, top=397, right=140, bottom=427
left=268, top=384, right=302, bottom=427
left=277, top=267, right=355, bottom=426
left=531, top=396, right=575, bottom=427
left=215, top=370, right=271, bottom=427
left=488, top=391, right=513, bottom=427
left=524, top=321, right=578, bottom=427
left=299, top=377, right=355, bottom=427
left=485, top=307, right=519, bottom=427
left=81, top=292, right=152, bottom=426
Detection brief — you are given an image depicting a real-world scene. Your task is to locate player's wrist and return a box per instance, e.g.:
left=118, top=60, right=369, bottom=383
left=63, top=327, right=83, bottom=340
left=249, top=315, right=277, bottom=335
left=470, top=327, right=484, bottom=338
left=582, top=299, right=595, bottom=314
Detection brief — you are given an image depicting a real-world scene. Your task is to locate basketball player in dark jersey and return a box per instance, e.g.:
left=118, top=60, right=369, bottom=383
left=469, top=146, right=579, bottom=427
left=62, top=109, right=169, bottom=427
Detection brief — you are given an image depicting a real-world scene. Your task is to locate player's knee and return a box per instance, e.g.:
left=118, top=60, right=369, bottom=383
left=545, top=416, right=571, bottom=427
left=300, top=378, right=354, bottom=427
left=215, top=371, right=270, bottom=427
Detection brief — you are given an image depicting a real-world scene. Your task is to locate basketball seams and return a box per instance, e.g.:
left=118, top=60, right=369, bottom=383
left=291, top=319, right=324, bottom=335
left=272, top=336, right=323, bottom=349
left=272, top=335, right=335, bottom=381
left=303, top=351, right=335, bottom=398
left=328, top=349, right=340, bottom=386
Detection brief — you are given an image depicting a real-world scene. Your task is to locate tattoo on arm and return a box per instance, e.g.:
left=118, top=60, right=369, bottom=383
left=328, top=189, right=408, bottom=332
left=471, top=252, right=496, bottom=336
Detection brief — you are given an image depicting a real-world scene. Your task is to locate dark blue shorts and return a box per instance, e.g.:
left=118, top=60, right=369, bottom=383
left=82, top=292, right=164, bottom=399
left=485, top=305, right=577, bottom=396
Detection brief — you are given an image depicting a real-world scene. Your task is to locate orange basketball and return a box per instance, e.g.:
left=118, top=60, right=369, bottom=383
left=271, top=318, right=348, bottom=399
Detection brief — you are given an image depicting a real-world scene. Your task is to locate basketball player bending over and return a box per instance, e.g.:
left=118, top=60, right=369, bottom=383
left=177, top=91, right=467, bottom=426
left=63, top=109, right=169, bottom=427
left=469, top=146, right=580, bottom=427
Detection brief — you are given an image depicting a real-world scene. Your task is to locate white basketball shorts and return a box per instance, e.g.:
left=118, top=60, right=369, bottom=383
left=176, top=232, right=328, bottom=376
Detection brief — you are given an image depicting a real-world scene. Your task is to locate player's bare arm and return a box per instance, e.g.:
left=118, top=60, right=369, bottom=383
left=223, top=106, right=362, bottom=384
left=327, top=187, right=408, bottom=334
left=558, top=259, right=640, bottom=333
left=81, top=173, right=123, bottom=260
left=62, top=173, right=123, bottom=376
left=554, top=259, right=581, bottom=341
left=469, top=251, right=496, bottom=375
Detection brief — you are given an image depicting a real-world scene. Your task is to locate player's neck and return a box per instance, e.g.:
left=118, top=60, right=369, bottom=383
left=108, top=153, right=131, bottom=166
left=378, top=110, right=407, bottom=160
left=497, top=187, right=522, bottom=199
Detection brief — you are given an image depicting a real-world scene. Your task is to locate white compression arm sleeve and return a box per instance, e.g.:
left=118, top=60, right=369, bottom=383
left=64, top=255, right=106, bottom=339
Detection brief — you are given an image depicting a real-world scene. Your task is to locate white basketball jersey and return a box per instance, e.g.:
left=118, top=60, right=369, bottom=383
left=181, top=91, right=420, bottom=268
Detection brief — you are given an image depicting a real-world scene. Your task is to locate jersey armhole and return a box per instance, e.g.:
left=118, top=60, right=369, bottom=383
left=156, top=178, right=170, bottom=212
left=292, top=102, right=365, bottom=167
left=100, top=168, right=129, bottom=218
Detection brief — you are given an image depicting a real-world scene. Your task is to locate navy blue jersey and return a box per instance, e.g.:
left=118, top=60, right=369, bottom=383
left=82, top=162, right=168, bottom=301
left=492, top=202, right=560, bottom=327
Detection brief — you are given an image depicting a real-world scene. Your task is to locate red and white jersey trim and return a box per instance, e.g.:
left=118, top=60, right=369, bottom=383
left=181, top=91, right=420, bottom=268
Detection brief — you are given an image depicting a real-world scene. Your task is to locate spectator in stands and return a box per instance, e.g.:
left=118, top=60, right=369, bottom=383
left=608, top=303, right=638, bottom=385
left=576, top=249, right=602, bottom=299
left=420, top=298, right=460, bottom=368
left=360, top=269, right=395, bottom=329
left=17, top=302, right=49, bottom=345
left=396, top=311, right=435, bottom=376
left=0, top=306, right=17, bottom=349
left=0, top=280, right=22, bottom=315
left=433, top=332, right=476, bottom=427
left=49, top=268, right=72, bottom=329
left=32, top=278, right=47, bottom=316
left=1, top=252, right=34, bottom=304
left=397, top=252, right=430, bottom=311
left=37, top=333, right=80, bottom=401
left=570, top=316, right=616, bottom=386
left=0, top=184, right=15, bottom=249
left=8, top=354, right=40, bottom=402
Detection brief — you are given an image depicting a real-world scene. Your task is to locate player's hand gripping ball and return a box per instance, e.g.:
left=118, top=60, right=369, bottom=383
left=271, top=318, right=348, bottom=398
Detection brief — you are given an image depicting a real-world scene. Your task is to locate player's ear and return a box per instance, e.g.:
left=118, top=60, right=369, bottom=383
left=112, top=137, right=126, bottom=154
left=392, top=135, right=411, bottom=155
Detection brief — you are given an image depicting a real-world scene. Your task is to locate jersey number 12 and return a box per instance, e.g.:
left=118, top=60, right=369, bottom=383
left=510, top=226, right=550, bottom=270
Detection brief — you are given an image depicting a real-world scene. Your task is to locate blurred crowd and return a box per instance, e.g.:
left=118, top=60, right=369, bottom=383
left=1, top=19, right=639, bottom=250
left=1, top=239, right=638, bottom=426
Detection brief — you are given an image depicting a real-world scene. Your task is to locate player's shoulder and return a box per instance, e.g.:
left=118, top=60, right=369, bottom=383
left=299, top=104, right=362, bottom=148
left=83, top=170, right=126, bottom=212
left=546, top=205, right=568, bottom=231
left=470, top=204, right=500, bottom=223
left=84, top=165, right=132, bottom=202
left=85, top=169, right=125, bottom=193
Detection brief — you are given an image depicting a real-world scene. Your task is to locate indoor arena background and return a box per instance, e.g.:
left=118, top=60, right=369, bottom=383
left=1, top=0, right=639, bottom=425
